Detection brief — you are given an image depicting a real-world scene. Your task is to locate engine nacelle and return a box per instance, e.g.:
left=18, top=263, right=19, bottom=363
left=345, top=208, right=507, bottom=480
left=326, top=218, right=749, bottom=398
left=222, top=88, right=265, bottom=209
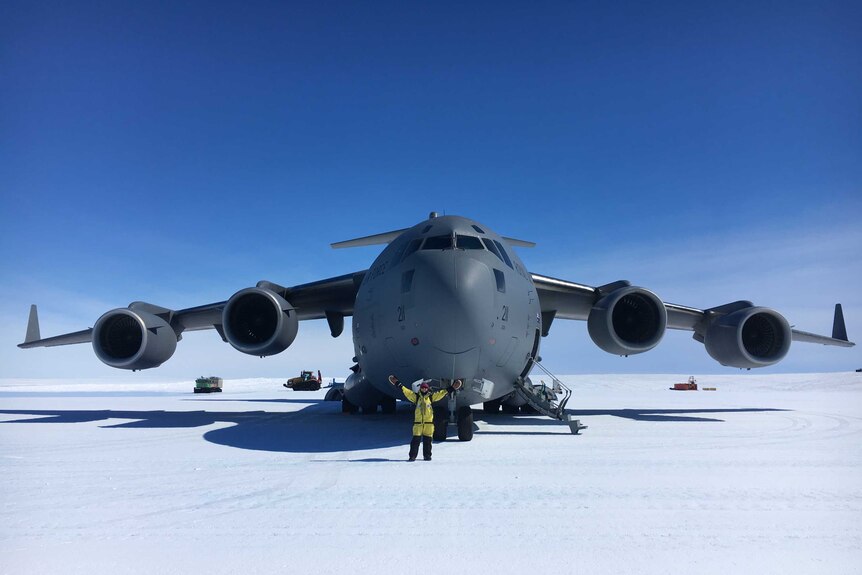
left=92, top=309, right=177, bottom=370
left=588, top=286, right=667, bottom=355
left=222, top=287, right=298, bottom=356
left=704, top=307, right=791, bottom=368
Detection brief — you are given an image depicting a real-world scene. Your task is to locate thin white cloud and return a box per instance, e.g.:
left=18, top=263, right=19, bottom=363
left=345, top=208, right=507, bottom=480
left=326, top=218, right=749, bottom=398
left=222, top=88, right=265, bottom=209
left=530, top=220, right=862, bottom=374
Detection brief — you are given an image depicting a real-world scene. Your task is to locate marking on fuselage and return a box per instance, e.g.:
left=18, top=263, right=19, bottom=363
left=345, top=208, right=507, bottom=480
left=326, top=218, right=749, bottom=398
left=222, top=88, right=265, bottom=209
left=369, top=262, right=387, bottom=281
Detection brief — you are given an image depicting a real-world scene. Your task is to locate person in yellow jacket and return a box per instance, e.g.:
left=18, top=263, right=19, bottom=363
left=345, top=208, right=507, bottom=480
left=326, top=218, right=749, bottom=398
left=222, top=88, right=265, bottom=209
left=389, top=375, right=462, bottom=461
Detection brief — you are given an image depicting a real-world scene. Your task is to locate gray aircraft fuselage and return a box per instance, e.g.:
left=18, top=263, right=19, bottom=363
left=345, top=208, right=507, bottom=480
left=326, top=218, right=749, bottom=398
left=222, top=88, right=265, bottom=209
left=347, top=215, right=541, bottom=408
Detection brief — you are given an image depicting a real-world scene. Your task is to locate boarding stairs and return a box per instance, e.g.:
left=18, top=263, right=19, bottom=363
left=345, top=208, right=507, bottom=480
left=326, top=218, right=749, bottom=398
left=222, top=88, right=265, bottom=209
left=514, top=360, right=587, bottom=435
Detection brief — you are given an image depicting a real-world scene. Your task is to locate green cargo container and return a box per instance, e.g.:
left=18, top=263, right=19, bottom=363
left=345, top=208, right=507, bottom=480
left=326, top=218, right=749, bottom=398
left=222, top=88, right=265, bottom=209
left=194, top=376, right=223, bottom=393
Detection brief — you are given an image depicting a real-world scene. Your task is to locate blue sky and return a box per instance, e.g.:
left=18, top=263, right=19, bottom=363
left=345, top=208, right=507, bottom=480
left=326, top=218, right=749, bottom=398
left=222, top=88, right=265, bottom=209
left=1, top=0, right=860, bottom=379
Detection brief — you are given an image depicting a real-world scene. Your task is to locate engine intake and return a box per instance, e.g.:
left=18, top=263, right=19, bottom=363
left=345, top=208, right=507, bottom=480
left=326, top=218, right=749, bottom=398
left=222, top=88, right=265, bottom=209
left=588, top=287, right=667, bottom=355
left=222, top=287, right=298, bottom=356
left=92, top=309, right=177, bottom=370
left=705, top=307, right=791, bottom=368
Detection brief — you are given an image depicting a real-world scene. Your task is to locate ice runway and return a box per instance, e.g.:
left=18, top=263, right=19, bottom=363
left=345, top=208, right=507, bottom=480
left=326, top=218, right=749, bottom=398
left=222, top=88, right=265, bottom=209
left=1, top=373, right=860, bottom=574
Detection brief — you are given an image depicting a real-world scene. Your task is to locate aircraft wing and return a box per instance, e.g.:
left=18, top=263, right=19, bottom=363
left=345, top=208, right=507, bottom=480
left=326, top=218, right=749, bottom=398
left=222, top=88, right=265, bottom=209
left=258, top=270, right=366, bottom=322
left=531, top=273, right=854, bottom=348
left=19, top=270, right=367, bottom=349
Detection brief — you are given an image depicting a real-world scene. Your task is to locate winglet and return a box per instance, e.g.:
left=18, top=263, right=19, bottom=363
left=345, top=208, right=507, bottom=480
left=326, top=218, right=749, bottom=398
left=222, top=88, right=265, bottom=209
left=24, top=304, right=41, bottom=344
left=832, top=304, right=848, bottom=342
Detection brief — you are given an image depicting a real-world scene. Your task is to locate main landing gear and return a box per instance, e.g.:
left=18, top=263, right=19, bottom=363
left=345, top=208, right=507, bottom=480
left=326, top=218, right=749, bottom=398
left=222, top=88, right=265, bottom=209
left=342, top=396, right=359, bottom=414
left=342, top=395, right=397, bottom=414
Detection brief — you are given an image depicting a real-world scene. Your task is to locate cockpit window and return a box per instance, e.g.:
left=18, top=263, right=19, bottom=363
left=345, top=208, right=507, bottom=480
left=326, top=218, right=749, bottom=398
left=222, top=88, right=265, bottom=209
left=482, top=238, right=504, bottom=263
left=471, top=225, right=485, bottom=234
left=389, top=239, right=408, bottom=265
left=401, top=269, right=415, bottom=293
left=494, top=268, right=506, bottom=293
left=455, top=235, right=484, bottom=250
left=401, top=238, right=423, bottom=260
left=422, top=234, right=453, bottom=250
left=493, top=239, right=514, bottom=269
left=421, top=225, right=433, bottom=233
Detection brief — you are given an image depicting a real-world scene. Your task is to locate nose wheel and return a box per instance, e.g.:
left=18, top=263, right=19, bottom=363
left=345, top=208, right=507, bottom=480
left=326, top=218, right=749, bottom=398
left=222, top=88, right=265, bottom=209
left=433, top=407, right=448, bottom=441
left=430, top=379, right=474, bottom=442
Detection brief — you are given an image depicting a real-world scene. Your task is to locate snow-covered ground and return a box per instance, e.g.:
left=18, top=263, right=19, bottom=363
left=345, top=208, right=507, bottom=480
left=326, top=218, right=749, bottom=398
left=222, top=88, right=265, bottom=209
left=1, top=373, right=860, bottom=574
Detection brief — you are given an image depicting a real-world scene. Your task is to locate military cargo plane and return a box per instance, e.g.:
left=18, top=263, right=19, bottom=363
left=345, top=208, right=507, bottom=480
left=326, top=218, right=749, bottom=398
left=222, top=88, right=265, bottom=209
left=19, top=212, right=854, bottom=440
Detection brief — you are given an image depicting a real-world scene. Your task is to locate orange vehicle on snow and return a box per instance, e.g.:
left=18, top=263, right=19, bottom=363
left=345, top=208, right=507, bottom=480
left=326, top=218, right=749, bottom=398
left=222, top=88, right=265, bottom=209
left=284, top=370, right=322, bottom=391
left=671, top=376, right=698, bottom=391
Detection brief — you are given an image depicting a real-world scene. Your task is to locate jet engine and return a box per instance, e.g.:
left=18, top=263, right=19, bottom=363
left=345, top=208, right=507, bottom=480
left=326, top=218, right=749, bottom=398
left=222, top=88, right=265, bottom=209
left=92, top=309, right=177, bottom=370
left=704, top=307, right=791, bottom=368
left=587, top=286, right=667, bottom=355
left=222, top=287, right=298, bottom=356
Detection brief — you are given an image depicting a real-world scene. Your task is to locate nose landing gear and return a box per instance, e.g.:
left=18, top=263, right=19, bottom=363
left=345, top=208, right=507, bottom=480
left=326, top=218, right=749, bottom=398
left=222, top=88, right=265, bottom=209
left=431, top=379, right=474, bottom=442
left=432, top=407, right=448, bottom=441
left=456, top=406, right=473, bottom=441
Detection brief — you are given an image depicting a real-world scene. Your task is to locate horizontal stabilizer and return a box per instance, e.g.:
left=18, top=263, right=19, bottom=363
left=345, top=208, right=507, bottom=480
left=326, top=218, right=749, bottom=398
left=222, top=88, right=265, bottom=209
left=332, top=226, right=536, bottom=250
left=331, top=228, right=409, bottom=249
left=502, top=236, right=536, bottom=248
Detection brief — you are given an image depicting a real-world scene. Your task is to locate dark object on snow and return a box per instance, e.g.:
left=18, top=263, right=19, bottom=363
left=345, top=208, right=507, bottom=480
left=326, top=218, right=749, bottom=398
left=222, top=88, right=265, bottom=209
left=284, top=370, right=322, bottom=391
left=194, top=376, right=223, bottom=393
left=671, top=376, right=698, bottom=391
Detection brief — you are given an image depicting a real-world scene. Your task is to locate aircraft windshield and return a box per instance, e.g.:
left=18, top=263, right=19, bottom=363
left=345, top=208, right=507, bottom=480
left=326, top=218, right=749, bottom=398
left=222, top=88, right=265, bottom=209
left=493, top=240, right=514, bottom=269
left=422, top=235, right=454, bottom=250
left=482, top=238, right=504, bottom=264
left=400, top=238, right=423, bottom=261
left=456, top=235, right=484, bottom=250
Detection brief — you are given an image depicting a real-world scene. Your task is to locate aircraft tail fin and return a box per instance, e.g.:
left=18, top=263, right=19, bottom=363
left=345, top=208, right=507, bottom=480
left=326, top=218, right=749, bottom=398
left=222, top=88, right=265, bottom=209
left=24, top=304, right=41, bottom=344
left=833, top=303, right=848, bottom=341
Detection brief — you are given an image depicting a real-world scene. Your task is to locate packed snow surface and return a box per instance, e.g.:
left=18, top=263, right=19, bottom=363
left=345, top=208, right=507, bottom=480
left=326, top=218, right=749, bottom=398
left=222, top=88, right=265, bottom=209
left=1, top=373, right=860, bottom=574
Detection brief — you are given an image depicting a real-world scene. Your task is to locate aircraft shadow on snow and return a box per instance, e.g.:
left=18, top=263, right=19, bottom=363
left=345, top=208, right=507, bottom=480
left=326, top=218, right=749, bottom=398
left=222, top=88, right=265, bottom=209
left=0, top=397, right=789, bottom=453
left=565, top=407, right=789, bottom=423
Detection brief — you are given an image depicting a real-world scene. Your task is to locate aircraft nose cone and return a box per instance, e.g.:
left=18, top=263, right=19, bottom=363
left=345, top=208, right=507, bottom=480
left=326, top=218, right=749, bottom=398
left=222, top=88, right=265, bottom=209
left=410, top=252, right=495, bottom=378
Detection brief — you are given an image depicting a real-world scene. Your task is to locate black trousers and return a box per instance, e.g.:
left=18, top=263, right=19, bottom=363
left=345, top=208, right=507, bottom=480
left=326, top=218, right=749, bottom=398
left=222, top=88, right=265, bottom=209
left=409, top=435, right=432, bottom=460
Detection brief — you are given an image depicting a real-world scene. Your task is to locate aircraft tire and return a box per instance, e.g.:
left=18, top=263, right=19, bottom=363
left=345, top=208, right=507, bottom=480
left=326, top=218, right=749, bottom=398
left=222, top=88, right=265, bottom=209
left=457, top=407, right=474, bottom=442
left=380, top=396, right=397, bottom=414
left=433, top=408, right=448, bottom=441
left=483, top=399, right=501, bottom=414
left=342, top=397, right=359, bottom=414
left=361, top=404, right=378, bottom=415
